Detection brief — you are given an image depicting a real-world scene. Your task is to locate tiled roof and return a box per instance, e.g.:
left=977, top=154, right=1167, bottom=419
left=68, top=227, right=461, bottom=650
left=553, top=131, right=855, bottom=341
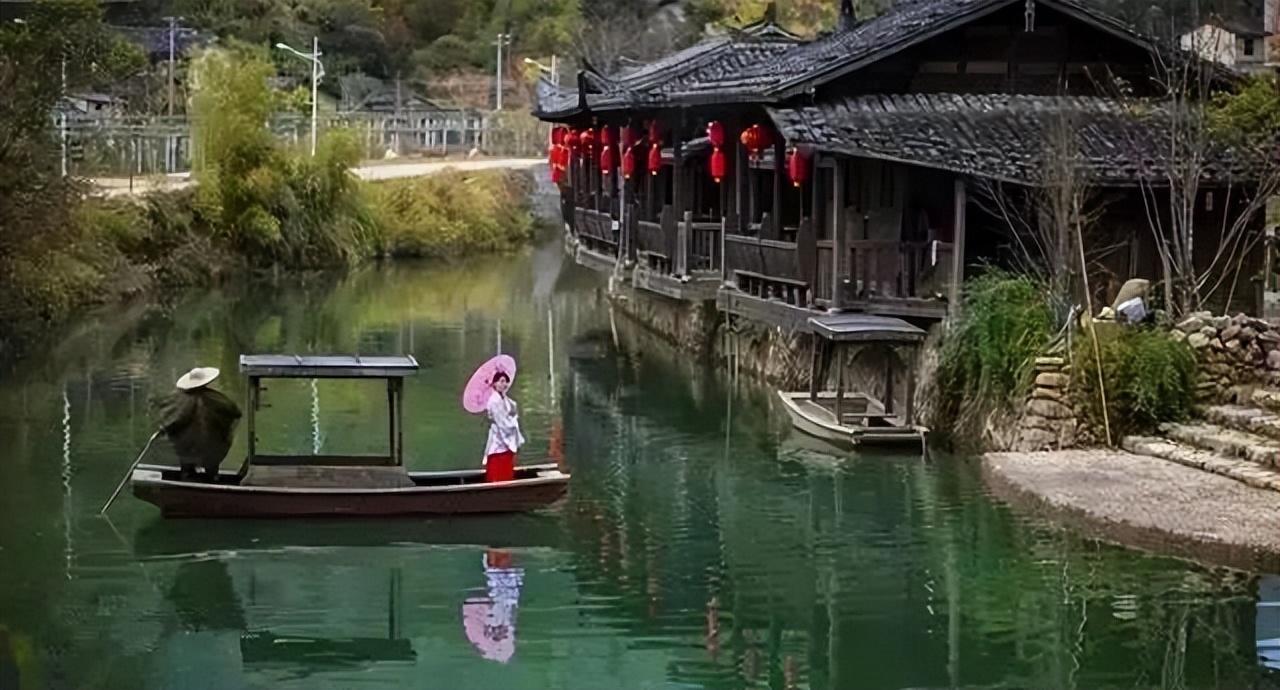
left=534, top=21, right=802, bottom=117
left=534, top=0, right=1167, bottom=118
left=766, top=93, right=1242, bottom=184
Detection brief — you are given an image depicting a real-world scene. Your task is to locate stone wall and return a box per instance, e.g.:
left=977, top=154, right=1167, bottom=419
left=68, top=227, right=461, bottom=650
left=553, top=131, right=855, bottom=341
left=1012, top=356, right=1080, bottom=451
left=1174, top=311, right=1280, bottom=403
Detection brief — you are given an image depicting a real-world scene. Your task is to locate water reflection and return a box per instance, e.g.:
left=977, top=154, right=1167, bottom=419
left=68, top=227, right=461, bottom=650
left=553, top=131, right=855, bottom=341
left=462, top=549, right=525, bottom=664
left=1, top=243, right=1279, bottom=689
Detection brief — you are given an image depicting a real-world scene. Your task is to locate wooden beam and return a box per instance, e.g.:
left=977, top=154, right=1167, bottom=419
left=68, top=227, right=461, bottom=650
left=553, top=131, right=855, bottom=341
left=949, top=178, right=967, bottom=317
left=831, top=159, right=847, bottom=311
left=672, top=122, right=684, bottom=232
left=772, top=136, right=784, bottom=240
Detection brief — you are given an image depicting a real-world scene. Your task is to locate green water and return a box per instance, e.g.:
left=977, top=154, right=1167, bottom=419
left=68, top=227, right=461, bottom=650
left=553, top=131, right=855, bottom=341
left=1, top=240, right=1277, bottom=690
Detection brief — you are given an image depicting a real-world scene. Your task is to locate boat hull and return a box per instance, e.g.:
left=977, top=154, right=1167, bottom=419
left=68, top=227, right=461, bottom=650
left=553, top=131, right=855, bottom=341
left=132, top=464, right=570, bottom=518
left=776, top=391, right=925, bottom=447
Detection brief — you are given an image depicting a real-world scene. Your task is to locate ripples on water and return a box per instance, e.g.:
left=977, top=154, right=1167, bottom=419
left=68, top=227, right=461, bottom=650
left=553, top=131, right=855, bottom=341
left=0, top=244, right=1277, bottom=689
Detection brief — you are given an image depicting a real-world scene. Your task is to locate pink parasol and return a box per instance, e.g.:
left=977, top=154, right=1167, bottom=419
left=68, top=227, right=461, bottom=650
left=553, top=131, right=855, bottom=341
left=463, top=355, right=517, bottom=414
left=462, top=598, right=516, bottom=663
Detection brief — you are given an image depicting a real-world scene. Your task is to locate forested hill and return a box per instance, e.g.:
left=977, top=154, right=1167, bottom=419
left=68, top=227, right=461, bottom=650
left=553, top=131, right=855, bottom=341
left=105, top=0, right=1261, bottom=88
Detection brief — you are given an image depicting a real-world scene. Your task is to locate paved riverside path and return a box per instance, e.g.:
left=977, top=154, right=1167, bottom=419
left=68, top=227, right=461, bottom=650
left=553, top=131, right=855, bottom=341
left=984, top=449, right=1280, bottom=570
left=90, top=157, right=544, bottom=197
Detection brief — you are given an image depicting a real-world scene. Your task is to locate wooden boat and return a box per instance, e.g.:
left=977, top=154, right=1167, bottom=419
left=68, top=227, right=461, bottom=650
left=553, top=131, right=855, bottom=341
left=131, top=354, right=570, bottom=518
left=777, top=314, right=928, bottom=448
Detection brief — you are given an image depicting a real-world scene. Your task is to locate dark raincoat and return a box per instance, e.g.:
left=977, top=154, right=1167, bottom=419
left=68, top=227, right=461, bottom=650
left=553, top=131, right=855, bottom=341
left=157, top=387, right=242, bottom=473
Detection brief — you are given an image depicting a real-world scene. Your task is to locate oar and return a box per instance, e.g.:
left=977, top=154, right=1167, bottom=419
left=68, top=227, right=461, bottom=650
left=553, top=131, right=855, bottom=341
left=99, top=429, right=160, bottom=515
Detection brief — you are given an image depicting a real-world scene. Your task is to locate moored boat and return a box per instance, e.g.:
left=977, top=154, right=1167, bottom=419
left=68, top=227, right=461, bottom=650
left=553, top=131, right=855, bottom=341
left=130, top=354, right=570, bottom=518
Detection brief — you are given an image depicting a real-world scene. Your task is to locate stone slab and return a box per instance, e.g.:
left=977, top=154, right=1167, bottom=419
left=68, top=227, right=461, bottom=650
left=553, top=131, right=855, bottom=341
left=984, top=449, right=1280, bottom=571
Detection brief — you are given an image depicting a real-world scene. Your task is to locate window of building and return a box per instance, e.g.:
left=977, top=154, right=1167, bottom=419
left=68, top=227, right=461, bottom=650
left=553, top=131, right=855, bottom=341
left=1245, top=38, right=1257, bottom=57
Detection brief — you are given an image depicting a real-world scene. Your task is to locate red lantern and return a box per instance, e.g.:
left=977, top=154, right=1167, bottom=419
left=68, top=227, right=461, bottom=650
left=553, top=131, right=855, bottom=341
left=551, top=164, right=564, bottom=184
left=740, top=124, right=774, bottom=161
left=580, top=128, right=596, bottom=156
left=564, top=129, right=579, bottom=154
left=622, top=146, right=637, bottom=180
left=648, top=143, right=662, bottom=175
left=648, top=119, right=662, bottom=145
left=600, top=126, right=615, bottom=147
left=600, top=144, right=616, bottom=174
left=621, top=126, right=638, bottom=150
left=552, top=126, right=566, bottom=146
left=707, top=121, right=726, bottom=148
left=710, top=148, right=727, bottom=184
left=787, top=146, right=810, bottom=187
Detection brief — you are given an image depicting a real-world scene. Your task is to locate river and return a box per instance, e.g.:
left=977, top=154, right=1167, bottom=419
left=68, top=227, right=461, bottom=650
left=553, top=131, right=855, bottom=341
left=0, top=238, right=1276, bottom=690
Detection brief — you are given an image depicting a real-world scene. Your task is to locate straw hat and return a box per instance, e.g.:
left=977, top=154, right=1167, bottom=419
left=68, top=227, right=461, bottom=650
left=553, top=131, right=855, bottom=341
left=176, top=367, right=220, bottom=390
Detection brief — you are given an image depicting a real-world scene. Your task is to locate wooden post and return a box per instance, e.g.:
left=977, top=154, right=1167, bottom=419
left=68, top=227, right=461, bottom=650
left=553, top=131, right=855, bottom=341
left=833, top=349, right=844, bottom=422
left=736, top=140, right=748, bottom=235
left=247, top=377, right=258, bottom=462
left=884, top=347, right=896, bottom=416
left=387, top=379, right=397, bottom=465
left=904, top=346, right=917, bottom=426
left=678, top=210, right=691, bottom=277
left=949, top=178, right=968, bottom=317
left=672, top=123, right=685, bottom=228
left=831, top=159, right=847, bottom=311
left=772, top=137, right=785, bottom=240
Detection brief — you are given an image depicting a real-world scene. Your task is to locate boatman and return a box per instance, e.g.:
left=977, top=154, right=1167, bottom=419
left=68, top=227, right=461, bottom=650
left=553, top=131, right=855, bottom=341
left=157, top=367, right=242, bottom=482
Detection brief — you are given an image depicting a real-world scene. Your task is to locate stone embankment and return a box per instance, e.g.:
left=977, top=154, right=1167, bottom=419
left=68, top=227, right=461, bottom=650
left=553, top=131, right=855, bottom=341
left=984, top=449, right=1280, bottom=570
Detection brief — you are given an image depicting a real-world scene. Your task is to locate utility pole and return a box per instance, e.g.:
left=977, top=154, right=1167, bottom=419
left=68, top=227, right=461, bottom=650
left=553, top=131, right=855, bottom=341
left=310, top=35, right=319, bottom=156
left=60, top=56, right=67, bottom=177
left=164, top=16, right=179, bottom=117
left=493, top=32, right=511, bottom=111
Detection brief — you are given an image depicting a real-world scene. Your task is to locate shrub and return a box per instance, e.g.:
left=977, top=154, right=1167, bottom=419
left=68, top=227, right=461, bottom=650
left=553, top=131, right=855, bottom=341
left=370, top=169, right=535, bottom=258
left=1072, top=327, right=1197, bottom=437
left=934, top=271, right=1055, bottom=437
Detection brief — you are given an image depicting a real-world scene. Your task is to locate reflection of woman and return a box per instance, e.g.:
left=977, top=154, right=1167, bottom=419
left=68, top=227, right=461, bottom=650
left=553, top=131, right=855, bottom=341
left=484, top=372, right=525, bottom=482
left=462, top=549, right=524, bottom=664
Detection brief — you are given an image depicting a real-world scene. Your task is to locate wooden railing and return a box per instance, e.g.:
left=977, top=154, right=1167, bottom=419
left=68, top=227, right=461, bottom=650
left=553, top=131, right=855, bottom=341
left=575, top=208, right=619, bottom=257
left=690, top=222, right=720, bottom=272
left=724, top=233, right=813, bottom=306
left=847, top=240, right=953, bottom=300
left=814, top=241, right=834, bottom=303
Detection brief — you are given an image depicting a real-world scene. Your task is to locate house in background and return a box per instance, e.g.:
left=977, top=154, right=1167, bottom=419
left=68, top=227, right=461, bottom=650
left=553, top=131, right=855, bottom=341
left=1179, top=2, right=1277, bottom=74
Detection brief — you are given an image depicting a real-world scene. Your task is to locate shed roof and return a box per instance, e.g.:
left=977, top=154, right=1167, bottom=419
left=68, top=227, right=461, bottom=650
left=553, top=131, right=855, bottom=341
left=767, top=93, right=1247, bottom=185
left=808, top=314, right=927, bottom=342
left=239, top=354, right=420, bottom=378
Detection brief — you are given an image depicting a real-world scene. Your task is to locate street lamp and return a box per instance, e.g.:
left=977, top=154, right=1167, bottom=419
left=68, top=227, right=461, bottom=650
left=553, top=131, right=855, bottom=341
left=523, top=55, right=559, bottom=87
left=275, top=37, right=324, bottom=156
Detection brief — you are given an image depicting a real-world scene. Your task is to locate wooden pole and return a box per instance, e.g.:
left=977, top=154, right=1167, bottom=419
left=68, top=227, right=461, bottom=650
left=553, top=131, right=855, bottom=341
left=831, top=159, right=847, bottom=311
left=949, top=179, right=968, bottom=317
left=772, top=136, right=785, bottom=240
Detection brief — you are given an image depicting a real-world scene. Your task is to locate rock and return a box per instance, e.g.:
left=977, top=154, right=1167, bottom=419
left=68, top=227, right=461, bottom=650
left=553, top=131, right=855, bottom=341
left=1177, top=316, right=1208, bottom=333
left=1269, top=350, right=1280, bottom=370
left=1200, top=326, right=1218, bottom=338
left=1221, top=324, right=1242, bottom=342
left=1213, top=315, right=1232, bottom=330
left=1017, top=427, right=1057, bottom=450
left=1226, top=339, right=1243, bottom=352
left=1241, top=327, right=1258, bottom=343
left=1170, top=329, right=1188, bottom=343
left=1027, top=398, right=1073, bottom=420
left=1032, top=387, right=1065, bottom=402
left=1232, top=313, right=1249, bottom=325
left=1035, top=372, right=1069, bottom=388
left=1188, top=332, right=1211, bottom=349
left=1034, top=356, right=1065, bottom=368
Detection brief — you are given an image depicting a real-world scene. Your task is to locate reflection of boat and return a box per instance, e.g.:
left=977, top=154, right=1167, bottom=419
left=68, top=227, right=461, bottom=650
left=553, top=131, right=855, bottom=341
left=777, top=315, right=928, bottom=448
left=132, top=355, right=570, bottom=517
left=133, top=513, right=565, bottom=558
left=240, top=632, right=415, bottom=666
left=1259, top=575, right=1280, bottom=671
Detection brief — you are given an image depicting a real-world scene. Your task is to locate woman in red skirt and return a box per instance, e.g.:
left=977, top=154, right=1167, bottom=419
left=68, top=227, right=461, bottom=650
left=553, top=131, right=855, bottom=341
left=484, top=371, right=525, bottom=482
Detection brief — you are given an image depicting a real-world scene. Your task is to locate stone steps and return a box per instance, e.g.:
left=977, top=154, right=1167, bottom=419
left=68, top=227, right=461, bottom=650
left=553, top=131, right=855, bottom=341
left=1122, top=436, right=1280, bottom=492
left=1252, top=387, right=1280, bottom=414
left=1202, top=404, right=1280, bottom=443
left=1159, top=421, right=1280, bottom=467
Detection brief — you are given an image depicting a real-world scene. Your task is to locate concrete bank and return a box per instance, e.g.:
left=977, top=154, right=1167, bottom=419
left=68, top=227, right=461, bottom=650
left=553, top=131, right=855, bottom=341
left=984, top=449, right=1280, bottom=571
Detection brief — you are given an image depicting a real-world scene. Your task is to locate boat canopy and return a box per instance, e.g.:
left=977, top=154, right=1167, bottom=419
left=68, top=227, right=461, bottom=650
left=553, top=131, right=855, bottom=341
left=239, top=354, right=419, bottom=379
left=807, top=314, right=925, bottom=343
left=239, top=354, right=419, bottom=467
